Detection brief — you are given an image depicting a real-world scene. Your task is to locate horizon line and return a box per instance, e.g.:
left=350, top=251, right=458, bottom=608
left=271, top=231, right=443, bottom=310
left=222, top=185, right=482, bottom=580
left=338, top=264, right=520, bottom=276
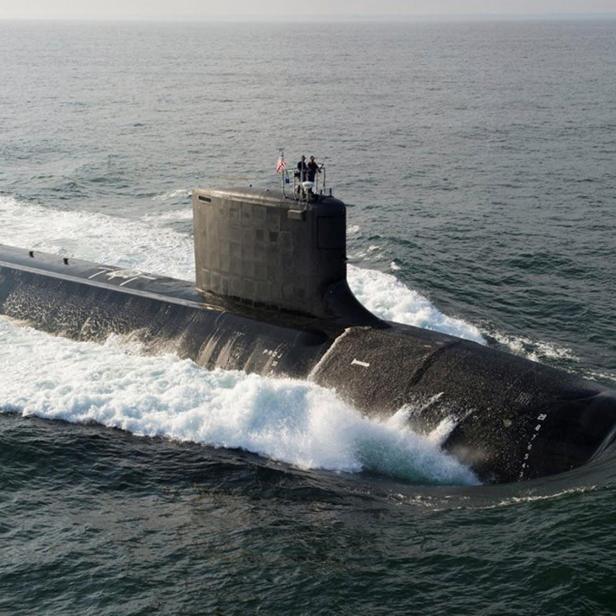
left=2, top=12, right=616, bottom=24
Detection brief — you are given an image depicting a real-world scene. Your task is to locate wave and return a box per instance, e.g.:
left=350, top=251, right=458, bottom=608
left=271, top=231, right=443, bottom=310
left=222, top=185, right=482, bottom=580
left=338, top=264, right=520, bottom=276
left=0, top=318, right=477, bottom=486
left=151, top=188, right=192, bottom=203
left=0, top=195, right=194, bottom=279
left=487, top=328, right=578, bottom=364
left=587, top=370, right=616, bottom=385
left=485, top=485, right=599, bottom=509
left=347, top=265, right=485, bottom=343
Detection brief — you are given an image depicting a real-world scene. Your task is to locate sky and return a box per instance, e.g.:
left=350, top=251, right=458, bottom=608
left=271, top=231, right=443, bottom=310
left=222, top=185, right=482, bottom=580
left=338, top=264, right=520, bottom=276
left=1, top=0, right=616, bottom=21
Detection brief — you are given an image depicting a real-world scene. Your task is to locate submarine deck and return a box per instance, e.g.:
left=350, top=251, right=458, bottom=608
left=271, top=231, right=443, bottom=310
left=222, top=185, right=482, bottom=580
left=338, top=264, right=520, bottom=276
left=0, top=244, right=214, bottom=310
left=0, top=244, right=349, bottom=336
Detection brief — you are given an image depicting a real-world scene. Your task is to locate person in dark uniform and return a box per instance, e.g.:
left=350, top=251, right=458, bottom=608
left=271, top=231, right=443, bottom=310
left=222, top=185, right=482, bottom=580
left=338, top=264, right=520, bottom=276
left=296, top=155, right=308, bottom=182
left=307, top=156, right=321, bottom=183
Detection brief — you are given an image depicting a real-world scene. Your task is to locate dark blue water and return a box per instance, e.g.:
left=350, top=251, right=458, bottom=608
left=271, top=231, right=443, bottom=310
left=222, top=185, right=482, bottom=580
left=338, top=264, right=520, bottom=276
left=1, top=19, right=616, bottom=614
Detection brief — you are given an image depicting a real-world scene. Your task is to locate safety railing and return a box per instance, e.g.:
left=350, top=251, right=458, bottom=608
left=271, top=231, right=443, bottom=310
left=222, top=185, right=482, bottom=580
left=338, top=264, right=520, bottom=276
left=291, top=163, right=327, bottom=201
left=277, top=151, right=330, bottom=201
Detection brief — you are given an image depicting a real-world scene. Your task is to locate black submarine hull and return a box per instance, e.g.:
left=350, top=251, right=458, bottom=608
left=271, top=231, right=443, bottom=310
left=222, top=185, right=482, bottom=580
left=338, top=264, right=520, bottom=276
left=1, top=243, right=615, bottom=483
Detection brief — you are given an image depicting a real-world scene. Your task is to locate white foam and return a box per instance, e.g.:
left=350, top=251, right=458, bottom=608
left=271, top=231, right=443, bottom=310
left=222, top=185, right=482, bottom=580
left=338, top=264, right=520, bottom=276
left=347, top=265, right=485, bottom=343
left=0, top=195, right=194, bottom=279
left=149, top=208, right=194, bottom=222
left=488, top=329, right=578, bottom=364
left=0, top=318, right=477, bottom=485
left=587, top=370, right=616, bottom=385
left=488, top=486, right=598, bottom=509
left=151, top=188, right=191, bottom=202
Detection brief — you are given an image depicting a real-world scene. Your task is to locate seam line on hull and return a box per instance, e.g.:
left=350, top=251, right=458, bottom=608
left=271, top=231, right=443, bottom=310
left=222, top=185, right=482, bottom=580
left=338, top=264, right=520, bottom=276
left=407, top=340, right=465, bottom=387
left=308, top=327, right=356, bottom=381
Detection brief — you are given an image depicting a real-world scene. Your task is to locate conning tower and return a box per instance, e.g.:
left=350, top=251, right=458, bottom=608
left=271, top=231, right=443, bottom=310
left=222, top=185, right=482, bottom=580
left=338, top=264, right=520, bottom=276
left=192, top=188, right=348, bottom=318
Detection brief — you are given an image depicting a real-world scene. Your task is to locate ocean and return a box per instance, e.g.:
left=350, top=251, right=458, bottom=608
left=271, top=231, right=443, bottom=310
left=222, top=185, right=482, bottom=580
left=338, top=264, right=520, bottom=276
left=1, top=18, right=616, bottom=615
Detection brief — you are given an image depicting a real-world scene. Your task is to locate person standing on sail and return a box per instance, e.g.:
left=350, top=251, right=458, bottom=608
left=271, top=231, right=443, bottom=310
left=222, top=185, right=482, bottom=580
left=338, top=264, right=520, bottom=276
left=296, top=155, right=308, bottom=182
left=307, top=156, right=321, bottom=184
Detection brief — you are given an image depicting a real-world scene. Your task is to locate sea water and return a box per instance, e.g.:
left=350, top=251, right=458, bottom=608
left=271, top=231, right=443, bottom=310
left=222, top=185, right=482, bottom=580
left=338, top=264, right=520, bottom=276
left=1, top=19, right=616, bottom=615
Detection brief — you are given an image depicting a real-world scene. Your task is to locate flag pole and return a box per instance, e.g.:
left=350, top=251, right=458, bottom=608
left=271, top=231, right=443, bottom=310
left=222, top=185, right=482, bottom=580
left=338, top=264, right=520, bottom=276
left=280, top=149, right=286, bottom=197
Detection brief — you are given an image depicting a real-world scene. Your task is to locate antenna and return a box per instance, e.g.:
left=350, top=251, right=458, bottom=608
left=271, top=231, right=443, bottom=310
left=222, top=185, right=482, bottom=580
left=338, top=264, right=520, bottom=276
left=278, top=149, right=288, bottom=197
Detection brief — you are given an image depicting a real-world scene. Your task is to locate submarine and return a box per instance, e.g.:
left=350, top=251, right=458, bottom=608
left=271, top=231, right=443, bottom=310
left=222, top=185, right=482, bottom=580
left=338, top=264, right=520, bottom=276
left=1, top=182, right=615, bottom=484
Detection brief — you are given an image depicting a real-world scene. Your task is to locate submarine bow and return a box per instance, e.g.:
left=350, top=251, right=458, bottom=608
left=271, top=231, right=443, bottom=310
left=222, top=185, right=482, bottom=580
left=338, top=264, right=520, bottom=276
left=0, top=186, right=615, bottom=483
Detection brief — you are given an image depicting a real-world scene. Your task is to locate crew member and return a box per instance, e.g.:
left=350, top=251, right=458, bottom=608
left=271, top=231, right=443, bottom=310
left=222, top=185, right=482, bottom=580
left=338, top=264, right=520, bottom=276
left=296, top=155, right=308, bottom=182
left=307, top=156, right=321, bottom=183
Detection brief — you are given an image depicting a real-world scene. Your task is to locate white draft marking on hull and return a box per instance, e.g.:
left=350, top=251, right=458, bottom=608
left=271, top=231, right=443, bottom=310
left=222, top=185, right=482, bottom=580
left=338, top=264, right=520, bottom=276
left=119, top=276, right=142, bottom=287
left=88, top=267, right=114, bottom=280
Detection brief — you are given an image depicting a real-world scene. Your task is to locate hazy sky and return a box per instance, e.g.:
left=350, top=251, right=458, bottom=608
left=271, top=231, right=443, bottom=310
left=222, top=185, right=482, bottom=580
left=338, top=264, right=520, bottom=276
left=1, top=0, right=616, bottom=20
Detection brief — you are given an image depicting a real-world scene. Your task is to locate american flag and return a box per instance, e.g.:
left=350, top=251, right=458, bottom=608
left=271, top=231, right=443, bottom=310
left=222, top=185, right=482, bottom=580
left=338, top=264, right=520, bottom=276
left=275, top=156, right=287, bottom=174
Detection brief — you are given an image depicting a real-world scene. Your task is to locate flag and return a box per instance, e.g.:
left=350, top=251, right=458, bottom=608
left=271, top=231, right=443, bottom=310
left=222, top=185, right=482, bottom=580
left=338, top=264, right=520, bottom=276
left=276, top=156, right=287, bottom=174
